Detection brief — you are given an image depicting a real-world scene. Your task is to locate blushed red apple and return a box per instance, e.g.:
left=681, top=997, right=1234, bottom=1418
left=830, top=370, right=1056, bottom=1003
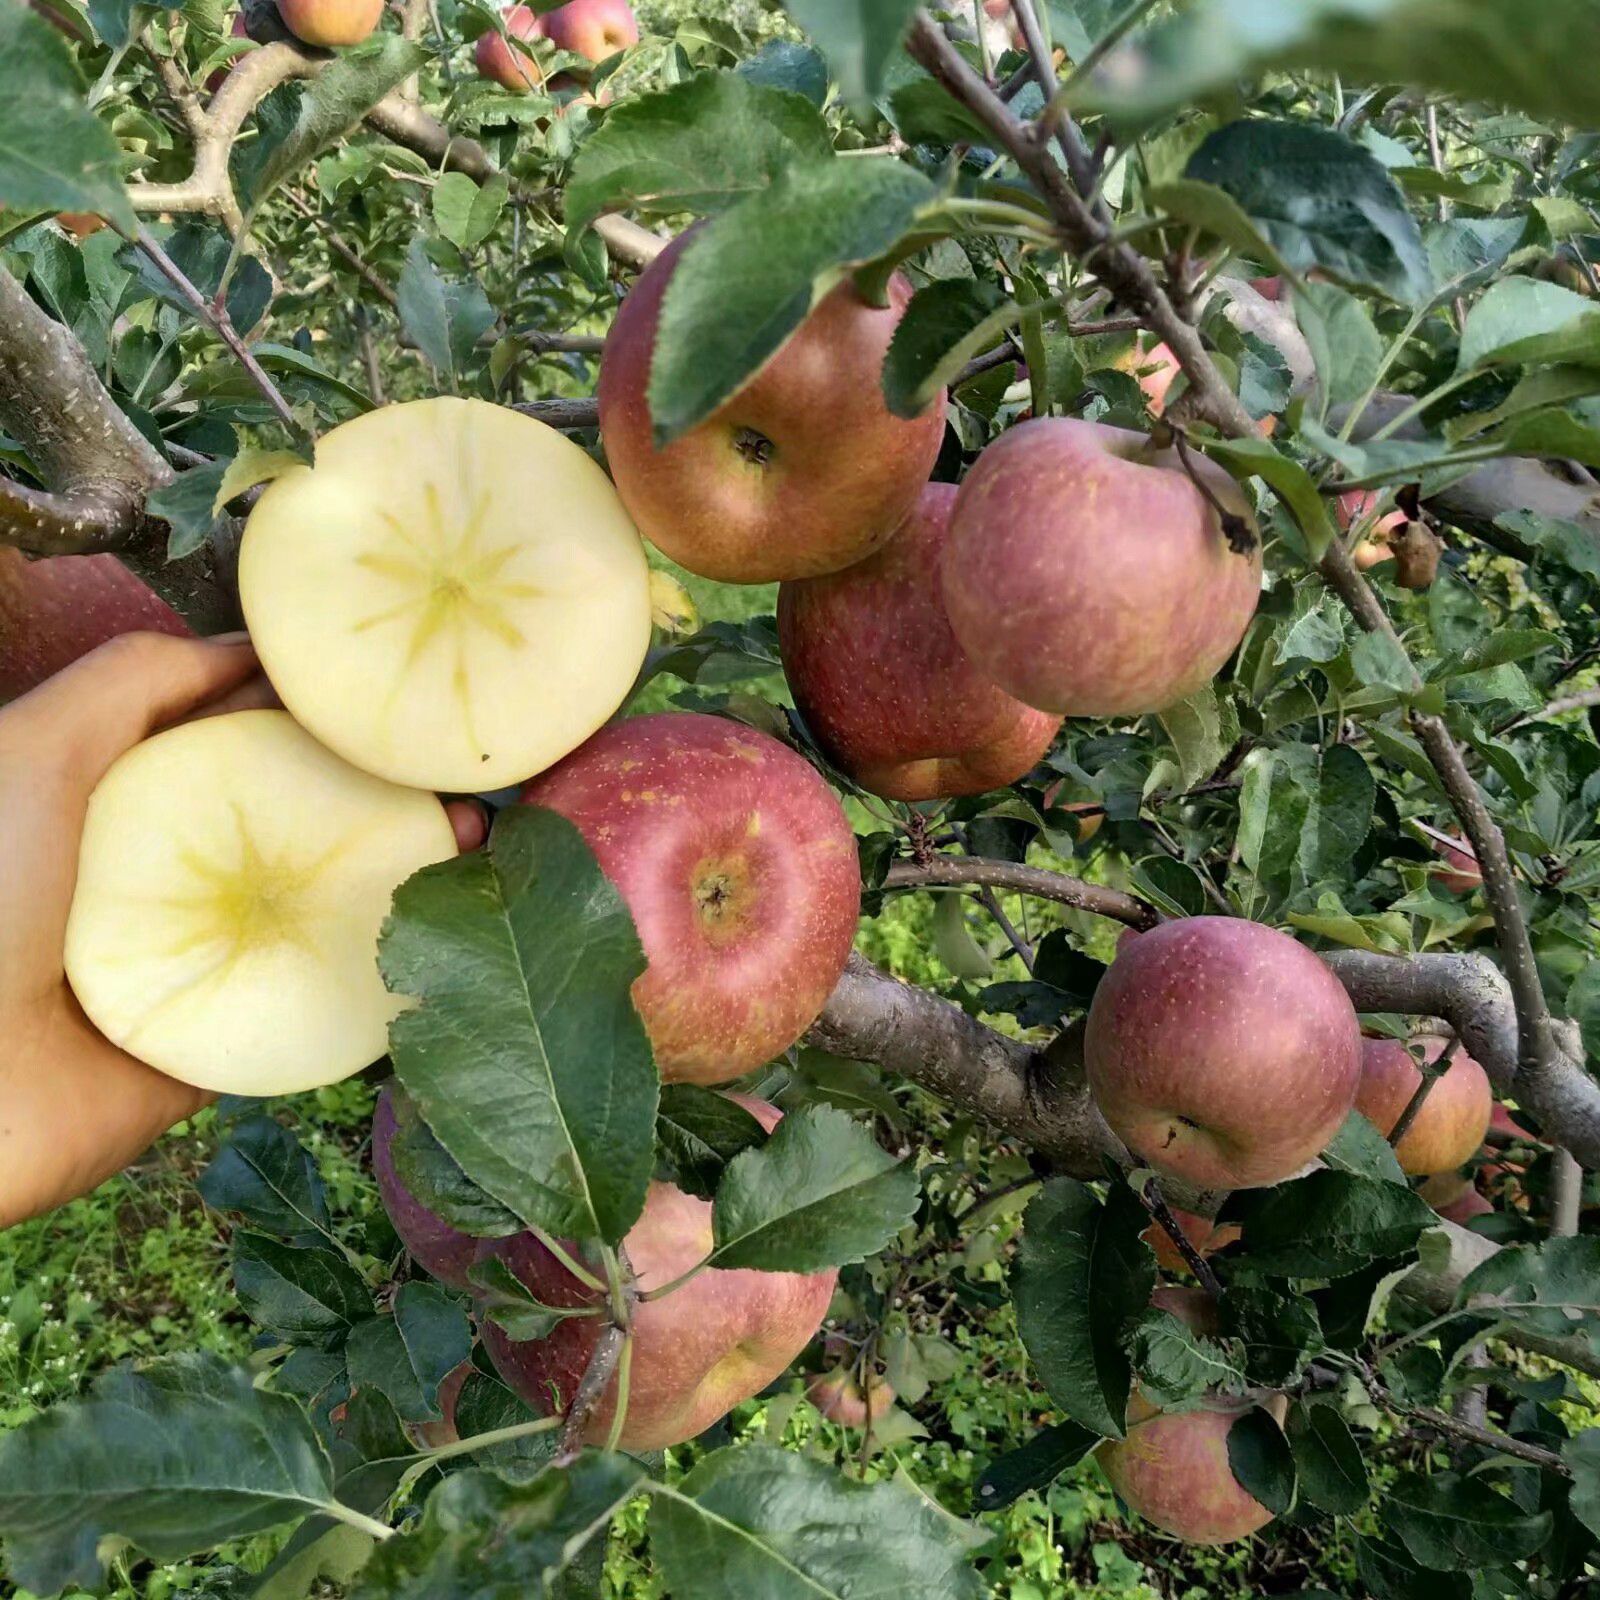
left=276, top=0, right=383, bottom=47
left=541, top=0, right=636, bottom=62
left=1434, top=834, right=1483, bottom=894
left=372, top=1084, right=481, bottom=1291
left=480, top=1094, right=836, bottom=1450
left=778, top=483, right=1061, bottom=801
left=598, top=231, right=946, bottom=582
left=807, top=1367, right=894, bottom=1428
left=474, top=4, right=545, bottom=90
left=1085, top=917, right=1362, bottom=1190
left=1140, top=1208, right=1241, bottom=1277
left=521, top=712, right=860, bottom=1085
left=1354, top=1036, right=1493, bottom=1177
left=942, top=419, right=1261, bottom=717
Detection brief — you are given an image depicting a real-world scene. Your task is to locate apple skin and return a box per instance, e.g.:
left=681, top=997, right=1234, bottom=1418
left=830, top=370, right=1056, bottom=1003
left=480, top=1094, right=837, bottom=1451
left=1085, top=917, right=1363, bottom=1191
left=1418, top=1171, right=1494, bottom=1224
left=0, top=549, right=191, bottom=704
left=521, top=712, right=860, bottom=1086
left=778, top=483, right=1061, bottom=801
left=1141, top=1208, right=1241, bottom=1277
left=275, top=0, right=383, bottom=47
left=541, top=0, right=637, bottom=62
left=474, top=4, right=545, bottom=90
left=1354, top=1036, right=1493, bottom=1177
left=1489, top=1102, right=1535, bottom=1143
left=372, top=1085, right=481, bottom=1291
left=942, top=418, right=1261, bottom=717
left=1433, top=835, right=1482, bottom=894
left=598, top=231, right=947, bottom=583
left=1099, top=1391, right=1288, bottom=1545
left=1337, top=489, right=1406, bottom=570
left=807, top=1368, right=894, bottom=1427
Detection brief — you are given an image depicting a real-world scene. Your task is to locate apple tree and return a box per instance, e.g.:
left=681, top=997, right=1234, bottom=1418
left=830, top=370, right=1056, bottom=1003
left=4, top=1, right=1600, bottom=1595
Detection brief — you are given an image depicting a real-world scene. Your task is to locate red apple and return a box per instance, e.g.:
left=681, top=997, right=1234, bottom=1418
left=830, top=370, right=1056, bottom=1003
left=1419, top=1172, right=1494, bottom=1225
left=1249, top=276, right=1284, bottom=302
left=1354, top=1036, right=1493, bottom=1177
left=941, top=419, right=1261, bottom=717
left=474, top=4, right=546, bottom=90
left=1149, top=1282, right=1220, bottom=1334
left=480, top=1094, right=836, bottom=1451
left=778, top=482, right=1061, bottom=801
left=1338, top=489, right=1406, bottom=570
left=598, top=231, right=947, bottom=582
left=521, top=712, right=860, bottom=1085
left=1434, top=835, right=1482, bottom=894
left=541, top=0, right=636, bottom=62
left=807, top=1367, right=894, bottom=1427
left=1085, top=917, right=1362, bottom=1190
left=372, top=1084, right=481, bottom=1291
left=275, top=0, right=384, bottom=47
left=1489, top=1102, right=1535, bottom=1143
left=0, top=549, right=191, bottom=704
left=1140, top=1208, right=1242, bottom=1277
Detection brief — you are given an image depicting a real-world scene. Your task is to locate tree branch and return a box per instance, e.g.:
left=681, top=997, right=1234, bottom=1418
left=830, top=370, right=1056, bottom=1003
left=882, top=855, right=1158, bottom=928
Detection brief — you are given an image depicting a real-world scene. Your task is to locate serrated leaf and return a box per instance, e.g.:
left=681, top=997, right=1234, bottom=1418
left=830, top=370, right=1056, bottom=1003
left=1157, top=683, right=1235, bottom=790
left=345, top=1283, right=472, bottom=1424
left=431, top=170, right=509, bottom=252
left=972, top=1421, right=1100, bottom=1513
left=1388, top=1471, right=1552, bottom=1571
left=1299, top=742, right=1375, bottom=879
left=1226, top=1406, right=1296, bottom=1516
left=1127, top=1307, right=1245, bottom=1408
left=1563, top=1429, right=1600, bottom=1539
left=213, top=447, right=308, bottom=514
left=148, top=457, right=230, bottom=560
left=710, top=1104, right=918, bottom=1271
left=1199, top=431, right=1338, bottom=557
left=1149, top=178, right=1293, bottom=279
left=1458, top=276, right=1600, bottom=373
left=198, top=1115, right=329, bottom=1236
left=931, top=890, right=995, bottom=981
left=779, top=0, right=920, bottom=109
left=1013, top=1179, right=1153, bottom=1438
left=1222, top=1170, right=1438, bottom=1278
left=386, top=1084, right=524, bottom=1239
left=566, top=70, right=830, bottom=235
left=655, top=1084, right=770, bottom=1202
left=1221, top=1284, right=1323, bottom=1387
left=650, top=1442, right=985, bottom=1599
left=467, top=1254, right=591, bottom=1343
left=0, top=1353, right=338, bottom=1596
left=234, top=1233, right=376, bottom=1348
left=1296, top=279, right=1384, bottom=413
left=397, top=240, right=496, bottom=381
left=379, top=806, right=659, bottom=1248
left=649, top=157, right=938, bottom=442
left=737, top=39, right=830, bottom=105
left=882, top=278, right=1018, bottom=419
left=1322, top=1110, right=1407, bottom=1185
left=1288, top=1400, right=1369, bottom=1514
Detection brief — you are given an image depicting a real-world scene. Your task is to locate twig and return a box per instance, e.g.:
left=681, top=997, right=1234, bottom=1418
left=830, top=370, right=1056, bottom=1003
left=1550, top=1147, right=1583, bottom=1237
left=1139, top=1176, right=1223, bottom=1295
left=516, top=330, right=608, bottom=356
left=1055, top=0, right=1162, bottom=98
left=556, top=1322, right=627, bottom=1461
left=510, top=397, right=601, bottom=431
left=882, top=855, right=1158, bottom=928
left=280, top=189, right=399, bottom=309
left=1404, top=1403, right=1568, bottom=1473
left=1385, top=1034, right=1459, bottom=1152
left=1008, top=0, right=1101, bottom=205
left=1499, top=683, right=1600, bottom=733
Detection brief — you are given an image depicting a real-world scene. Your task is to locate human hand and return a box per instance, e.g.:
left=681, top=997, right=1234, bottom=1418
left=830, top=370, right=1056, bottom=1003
left=0, top=632, right=487, bottom=1229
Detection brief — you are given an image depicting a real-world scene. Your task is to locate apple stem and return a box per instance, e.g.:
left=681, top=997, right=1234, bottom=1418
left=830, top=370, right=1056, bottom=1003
left=324, top=1501, right=398, bottom=1542
left=1139, top=1177, right=1224, bottom=1297
left=532, top=1226, right=609, bottom=1294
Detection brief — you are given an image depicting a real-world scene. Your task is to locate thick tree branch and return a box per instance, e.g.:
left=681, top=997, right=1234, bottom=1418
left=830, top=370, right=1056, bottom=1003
left=883, top=856, right=1158, bottom=927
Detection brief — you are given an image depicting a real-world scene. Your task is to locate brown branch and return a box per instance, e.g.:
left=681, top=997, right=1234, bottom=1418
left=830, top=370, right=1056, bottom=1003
left=280, top=189, right=399, bottom=309
left=511, top=398, right=601, bottom=431
left=1139, top=1176, right=1223, bottom=1295
left=882, top=855, right=1159, bottom=928
left=518, top=331, right=607, bottom=356
left=0, top=478, right=147, bottom=557
left=1401, top=1399, right=1568, bottom=1473
left=556, top=1323, right=627, bottom=1461
left=1550, top=1147, right=1583, bottom=1237
left=1384, top=1034, right=1459, bottom=1152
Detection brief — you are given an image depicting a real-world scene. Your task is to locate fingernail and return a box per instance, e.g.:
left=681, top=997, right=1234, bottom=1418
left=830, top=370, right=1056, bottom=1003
left=208, top=630, right=253, bottom=645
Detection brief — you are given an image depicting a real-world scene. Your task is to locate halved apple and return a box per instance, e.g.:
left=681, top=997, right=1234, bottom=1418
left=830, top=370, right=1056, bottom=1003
left=64, top=710, right=457, bottom=1097
left=240, top=398, right=652, bottom=792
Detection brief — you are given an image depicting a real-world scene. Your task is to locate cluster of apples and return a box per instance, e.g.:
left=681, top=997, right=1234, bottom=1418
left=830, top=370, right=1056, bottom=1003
left=474, top=0, right=637, bottom=99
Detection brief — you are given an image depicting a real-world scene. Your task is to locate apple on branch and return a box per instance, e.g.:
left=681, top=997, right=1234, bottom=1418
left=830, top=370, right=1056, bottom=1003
left=807, top=1367, right=894, bottom=1428
left=1354, top=1036, right=1493, bottom=1177
left=1140, top=1208, right=1241, bottom=1277
left=275, top=0, right=384, bottom=48
left=64, top=710, right=458, bottom=1097
left=522, top=711, right=860, bottom=1085
left=778, top=482, right=1061, bottom=801
left=372, top=1084, right=482, bottom=1291
left=240, top=397, right=652, bottom=793
left=541, top=0, right=637, bottom=64
left=941, top=419, right=1262, bottom=718
left=598, top=231, right=947, bottom=582
left=474, top=5, right=547, bottom=91
left=480, top=1094, right=836, bottom=1451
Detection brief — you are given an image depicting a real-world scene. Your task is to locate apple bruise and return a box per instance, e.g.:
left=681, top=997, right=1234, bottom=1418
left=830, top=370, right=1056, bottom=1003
left=523, top=712, right=861, bottom=1085
left=1084, top=918, right=1363, bottom=1191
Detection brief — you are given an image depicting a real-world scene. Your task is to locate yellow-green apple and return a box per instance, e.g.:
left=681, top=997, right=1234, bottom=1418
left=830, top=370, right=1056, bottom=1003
left=598, top=231, right=946, bottom=582
left=521, top=711, right=860, bottom=1085
left=541, top=0, right=636, bottom=62
left=1140, top=1209, right=1242, bottom=1277
left=64, top=710, right=457, bottom=1096
left=778, top=483, right=1061, bottom=801
left=1099, top=1390, right=1288, bottom=1545
left=480, top=1094, right=836, bottom=1450
left=276, top=0, right=383, bottom=46
left=807, top=1367, right=894, bottom=1427
left=474, top=4, right=545, bottom=90
left=0, top=549, right=190, bottom=703
left=240, top=397, right=651, bottom=792
left=373, top=1084, right=480, bottom=1290
left=1085, top=917, right=1362, bottom=1190
left=942, top=419, right=1261, bottom=716
left=1354, top=1036, right=1492, bottom=1177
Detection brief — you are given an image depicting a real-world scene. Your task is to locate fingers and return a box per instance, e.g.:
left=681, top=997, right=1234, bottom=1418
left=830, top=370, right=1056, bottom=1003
left=445, top=797, right=489, bottom=853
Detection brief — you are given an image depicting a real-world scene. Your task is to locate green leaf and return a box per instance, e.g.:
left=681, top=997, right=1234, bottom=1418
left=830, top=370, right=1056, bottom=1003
left=709, top=1104, right=918, bottom=1272
left=1388, top=1471, right=1552, bottom=1571
left=147, top=458, right=230, bottom=561
left=1127, top=1307, right=1245, bottom=1409
left=449, top=1372, right=562, bottom=1485
left=1322, top=1110, right=1407, bottom=1185
left=234, top=1233, right=375, bottom=1348
left=352, top=1456, right=645, bottom=1597
left=737, top=39, right=830, bottom=106
left=0, top=1353, right=338, bottom=1595
left=213, top=446, right=308, bottom=514
left=345, top=1283, right=473, bottom=1425
left=397, top=240, right=496, bottom=382
left=0, top=1, right=134, bottom=230
left=1288, top=1401, right=1369, bottom=1514
left=431, top=170, right=510, bottom=252
left=779, top=0, right=920, bottom=109
left=1157, top=683, right=1235, bottom=790
left=1222, top=1171, right=1438, bottom=1279
left=1430, top=627, right=1560, bottom=679
left=1226, top=1406, right=1296, bottom=1516
left=1355, top=1535, right=1471, bottom=1600
left=655, top=1084, right=770, bottom=1202
left=1563, top=1429, right=1600, bottom=1539
left=241, top=37, right=427, bottom=216
left=882, top=278, right=1017, bottom=420
left=467, top=1254, right=588, bottom=1343
left=1199, top=431, right=1338, bottom=557
left=973, top=1422, right=1100, bottom=1513
left=650, top=1443, right=985, bottom=1599
left=1458, top=277, right=1600, bottom=372
left=1149, top=178, right=1293, bottom=279
left=1222, top=1284, right=1323, bottom=1388
left=931, top=890, right=995, bottom=981
left=380, top=806, right=658, bottom=1248
left=386, top=1085, right=523, bottom=1240
left=1184, top=120, right=1428, bottom=303
left=1013, top=1179, right=1153, bottom=1439
left=1295, top=280, right=1384, bottom=413
left=1299, top=742, right=1375, bottom=880
left=648, top=157, right=938, bottom=442
left=566, top=70, right=830, bottom=236
left=198, top=1115, right=329, bottom=1236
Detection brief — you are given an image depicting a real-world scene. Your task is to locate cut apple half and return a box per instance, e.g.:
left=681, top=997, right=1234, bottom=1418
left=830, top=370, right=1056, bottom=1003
left=240, top=397, right=653, bottom=792
left=64, top=709, right=457, bottom=1097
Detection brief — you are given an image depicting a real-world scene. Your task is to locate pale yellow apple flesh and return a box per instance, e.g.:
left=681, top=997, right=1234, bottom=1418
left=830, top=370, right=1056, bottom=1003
left=64, top=710, right=457, bottom=1096
left=239, top=398, right=652, bottom=792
